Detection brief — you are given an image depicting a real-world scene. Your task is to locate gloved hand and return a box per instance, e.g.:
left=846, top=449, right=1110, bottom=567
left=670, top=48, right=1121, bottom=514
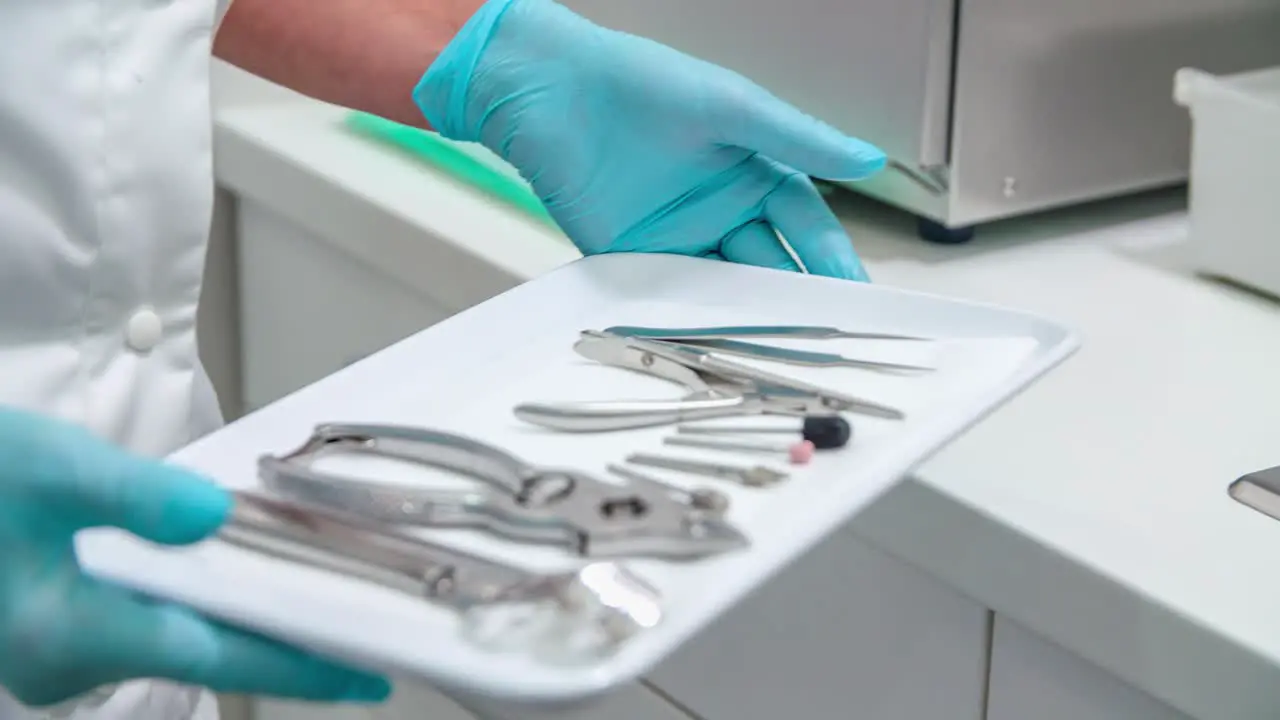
left=0, top=407, right=391, bottom=708
left=415, top=0, right=885, bottom=281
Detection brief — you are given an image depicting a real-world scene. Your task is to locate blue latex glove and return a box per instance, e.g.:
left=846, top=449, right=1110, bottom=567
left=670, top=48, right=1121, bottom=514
left=0, top=407, right=391, bottom=708
left=415, top=0, right=885, bottom=281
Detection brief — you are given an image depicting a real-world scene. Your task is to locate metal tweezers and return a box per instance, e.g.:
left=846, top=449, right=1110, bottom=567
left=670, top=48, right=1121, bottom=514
left=219, top=490, right=663, bottom=660
left=601, top=325, right=935, bottom=373
left=513, top=331, right=904, bottom=433
left=257, top=423, right=748, bottom=560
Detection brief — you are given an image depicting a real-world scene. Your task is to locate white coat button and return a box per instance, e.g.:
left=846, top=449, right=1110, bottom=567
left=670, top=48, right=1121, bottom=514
left=125, top=309, right=163, bottom=352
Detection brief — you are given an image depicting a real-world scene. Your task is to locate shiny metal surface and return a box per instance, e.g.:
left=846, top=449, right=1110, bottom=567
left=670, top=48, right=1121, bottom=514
left=559, top=0, right=1280, bottom=228
left=557, top=0, right=957, bottom=169
left=259, top=423, right=748, bottom=560
left=625, top=453, right=788, bottom=488
left=663, top=435, right=794, bottom=456
left=602, top=325, right=925, bottom=342
left=605, top=465, right=733, bottom=515
left=621, top=336, right=906, bottom=420
left=223, top=490, right=526, bottom=605
left=947, top=0, right=1280, bottom=227
left=666, top=338, right=933, bottom=372
left=219, top=491, right=663, bottom=662
left=573, top=330, right=724, bottom=398
left=513, top=396, right=777, bottom=433
left=513, top=331, right=897, bottom=432
left=1228, top=466, right=1280, bottom=524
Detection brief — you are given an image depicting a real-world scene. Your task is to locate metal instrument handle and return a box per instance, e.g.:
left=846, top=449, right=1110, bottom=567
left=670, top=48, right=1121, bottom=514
left=288, top=424, right=533, bottom=496
left=602, top=325, right=923, bottom=342
left=625, top=453, right=787, bottom=488
left=621, top=338, right=907, bottom=421
left=221, top=492, right=665, bottom=661
left=674, top=338, right=934, bottom=373
left=219, top=491, right=528, bottom=609
left=258, top=457, right=497, bottom=526
left=575, top=331, right=718, bottom=394
left=259, top=424, right=598, bottom=548
left=513, top=396, right=754, bottom=432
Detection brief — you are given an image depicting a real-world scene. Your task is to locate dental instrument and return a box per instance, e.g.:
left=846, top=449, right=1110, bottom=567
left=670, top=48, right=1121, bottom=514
left=603, top=324, right=928, bottom=342
left=676, top=416, right=852, bottom=450
left=258, top=423, right=749, bottom=561
left=642, top=337, right=935, bottom=373
left=220, top=490, right=663, bottom=662
left=624, top=453, right=788, bottom=488
left=513, top=332, right=901, bottom=433
left=662, top=435, right=817, bottom=465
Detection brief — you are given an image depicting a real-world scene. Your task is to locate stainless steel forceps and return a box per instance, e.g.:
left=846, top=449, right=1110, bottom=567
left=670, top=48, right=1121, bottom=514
left=602, top=325, right=935, bottom=373
left=258, top=423, right=747, bottom=560
left=513, top=331, right=904, bottom=432
left=219, top=490, right=663, bottom=662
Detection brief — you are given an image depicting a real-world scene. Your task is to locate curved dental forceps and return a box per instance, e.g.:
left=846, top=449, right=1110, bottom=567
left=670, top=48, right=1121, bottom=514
left=513, top=331, right=903, bottom=433
left=258, top=423, right=747, bottom=560
left=220, top=490, right=663, bottom=662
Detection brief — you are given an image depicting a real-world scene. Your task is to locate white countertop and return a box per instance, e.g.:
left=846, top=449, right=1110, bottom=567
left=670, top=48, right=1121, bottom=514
left=213, top=87, right=1280, bottom=719
left=846, top=193, right=1280, bottom=719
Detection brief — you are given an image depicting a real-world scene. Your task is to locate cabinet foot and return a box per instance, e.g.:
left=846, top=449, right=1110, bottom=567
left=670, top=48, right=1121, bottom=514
left=917, top=218, right=976, bottom=244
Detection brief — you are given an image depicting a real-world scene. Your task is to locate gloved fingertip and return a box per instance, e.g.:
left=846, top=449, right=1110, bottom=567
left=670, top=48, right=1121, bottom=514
left=341, top=675, right=394, bottom=703
left=151, top=607, right=394, bottom=703
left=134, top=468, right=232, bottom=546
left=799, top=248, right=871, bottom=282
left=849, top=257, right=871, bottom=283
left=830, top=140, right=887, bottom=182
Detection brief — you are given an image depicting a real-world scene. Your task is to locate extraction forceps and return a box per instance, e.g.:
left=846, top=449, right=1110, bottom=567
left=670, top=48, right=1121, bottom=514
left=513, top=331, right=904, bottom=432
left=220, top=490, right=663, bottom=662
left=258, top=423, right=747, bottom=560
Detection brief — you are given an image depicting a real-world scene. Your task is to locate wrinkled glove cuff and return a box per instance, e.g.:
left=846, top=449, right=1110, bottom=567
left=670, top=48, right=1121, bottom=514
left=413, top=0, right=520, bottom=142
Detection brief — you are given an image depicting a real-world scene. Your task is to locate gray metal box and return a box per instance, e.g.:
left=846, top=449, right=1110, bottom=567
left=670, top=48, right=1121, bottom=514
left=558, top=0, right=1280, bottom=241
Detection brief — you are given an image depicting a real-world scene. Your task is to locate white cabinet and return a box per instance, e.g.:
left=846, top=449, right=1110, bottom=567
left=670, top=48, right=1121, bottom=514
left=234, top=198, right=472, bottom=411
left=646, top=530, right=991, bottom=720
left=453, top=683, right=694, bottom=720
left=987, top=616, right=1191, bottom=720
left=256, top=681, right=693, bottom=720
left=254, top=531, right=991, bottom=720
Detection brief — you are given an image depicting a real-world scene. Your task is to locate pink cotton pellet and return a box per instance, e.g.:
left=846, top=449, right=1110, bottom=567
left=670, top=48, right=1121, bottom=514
left=789, top=440, right=816, bottom=465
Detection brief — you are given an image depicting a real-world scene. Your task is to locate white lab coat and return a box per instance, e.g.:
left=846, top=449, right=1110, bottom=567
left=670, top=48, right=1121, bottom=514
left=0, top=0, right=469, bottom=717
left=0, top=0, right=228, bottom=717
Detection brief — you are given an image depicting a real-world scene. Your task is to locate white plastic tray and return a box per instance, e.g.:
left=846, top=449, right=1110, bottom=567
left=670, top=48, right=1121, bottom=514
left=77, top=253, right=1079, bottom=704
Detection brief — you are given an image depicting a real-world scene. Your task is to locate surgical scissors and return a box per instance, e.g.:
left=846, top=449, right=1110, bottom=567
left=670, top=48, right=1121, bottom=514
left=258, top=423, right=747, bottom=560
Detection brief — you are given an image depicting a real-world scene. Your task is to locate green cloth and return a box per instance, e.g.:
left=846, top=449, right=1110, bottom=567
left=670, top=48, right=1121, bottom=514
left=343, top=111, right=556, bottom=226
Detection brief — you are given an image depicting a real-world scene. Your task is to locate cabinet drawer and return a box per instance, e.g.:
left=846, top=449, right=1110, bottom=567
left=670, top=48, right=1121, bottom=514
left=256, top=680, right=693, bottom=720
left=235, top=199, right=462, bottom=411
left=647, top=531, right=990, bottom=720
left=987, top=616, right=1191, bottom=720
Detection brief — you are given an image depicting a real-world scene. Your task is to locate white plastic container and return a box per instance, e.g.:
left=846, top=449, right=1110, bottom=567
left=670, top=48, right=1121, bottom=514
left=1175, top=66, right=1280, bottom=297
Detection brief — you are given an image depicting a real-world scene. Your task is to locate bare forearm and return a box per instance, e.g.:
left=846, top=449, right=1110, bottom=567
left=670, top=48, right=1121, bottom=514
left=213, top=0, right=486, bottom=128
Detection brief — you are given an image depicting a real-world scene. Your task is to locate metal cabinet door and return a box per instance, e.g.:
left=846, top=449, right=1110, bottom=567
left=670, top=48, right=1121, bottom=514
left=948, top=0, right=1280, bottom=226
left=554, top=0, right=958, bottom=170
